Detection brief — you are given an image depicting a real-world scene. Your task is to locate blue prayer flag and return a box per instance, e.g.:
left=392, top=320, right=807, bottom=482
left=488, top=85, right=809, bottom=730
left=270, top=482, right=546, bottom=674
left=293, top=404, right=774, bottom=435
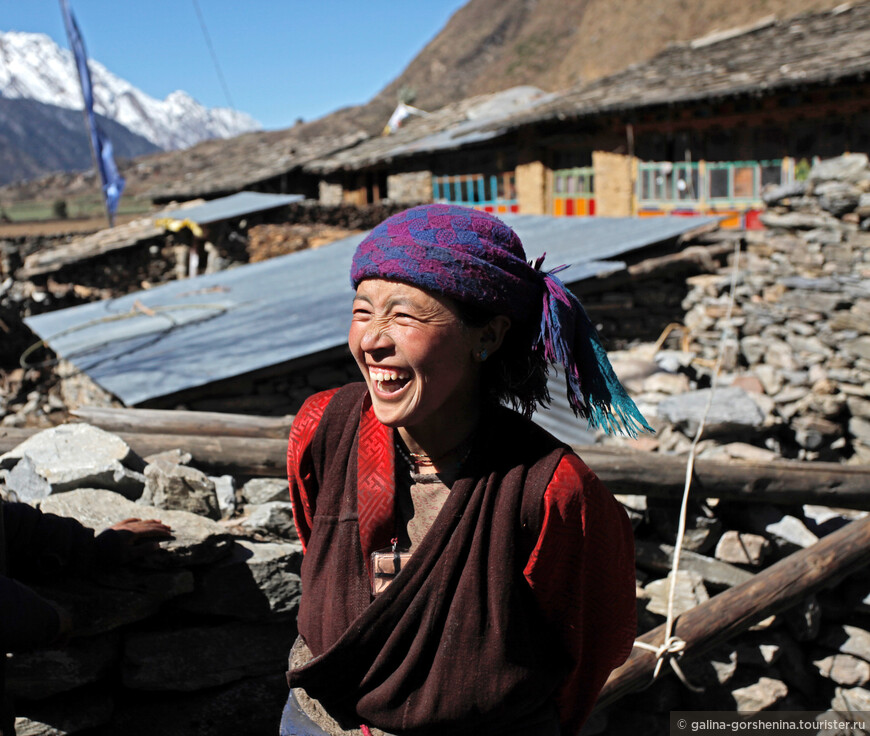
left=59, top=0, right=125, bottom=218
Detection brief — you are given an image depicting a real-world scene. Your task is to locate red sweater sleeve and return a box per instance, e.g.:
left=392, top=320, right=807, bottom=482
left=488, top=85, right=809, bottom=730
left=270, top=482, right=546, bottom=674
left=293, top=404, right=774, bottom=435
left=287, top=389, right=340, bottom=552
left=523, top=453, right=637, bottom=735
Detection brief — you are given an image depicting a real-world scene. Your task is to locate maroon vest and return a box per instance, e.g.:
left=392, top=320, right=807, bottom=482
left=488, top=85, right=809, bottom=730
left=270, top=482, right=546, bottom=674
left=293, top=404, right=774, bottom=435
left=288, top=384, right=570, bottom=735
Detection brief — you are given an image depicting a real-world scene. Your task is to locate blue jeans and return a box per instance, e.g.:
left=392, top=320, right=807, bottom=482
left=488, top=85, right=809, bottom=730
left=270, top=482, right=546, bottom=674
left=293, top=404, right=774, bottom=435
left=279, top=690, right=334, bottom=736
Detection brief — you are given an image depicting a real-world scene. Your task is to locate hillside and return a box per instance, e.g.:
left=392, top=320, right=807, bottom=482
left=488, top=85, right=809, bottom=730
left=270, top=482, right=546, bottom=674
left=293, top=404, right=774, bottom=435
left=0, top=97, right=160, bottom=187
left=369, top=0, right=849, bottom=119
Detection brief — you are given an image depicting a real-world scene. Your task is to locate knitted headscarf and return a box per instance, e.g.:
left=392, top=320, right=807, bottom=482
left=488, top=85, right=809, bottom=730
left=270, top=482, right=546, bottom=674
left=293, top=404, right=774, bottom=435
left=350, top=203, right=652, bottom=437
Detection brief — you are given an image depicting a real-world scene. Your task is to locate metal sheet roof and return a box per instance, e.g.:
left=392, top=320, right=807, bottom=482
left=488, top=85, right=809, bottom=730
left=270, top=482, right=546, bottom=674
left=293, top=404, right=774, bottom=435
left=158, top=191, right=304, bottom=226
left=25, top=215, right=716, bottom=407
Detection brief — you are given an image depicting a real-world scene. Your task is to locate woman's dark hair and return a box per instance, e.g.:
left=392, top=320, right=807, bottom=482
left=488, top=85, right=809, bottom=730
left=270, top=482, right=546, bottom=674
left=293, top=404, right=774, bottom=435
left=454, top=300, right=551, bottom=419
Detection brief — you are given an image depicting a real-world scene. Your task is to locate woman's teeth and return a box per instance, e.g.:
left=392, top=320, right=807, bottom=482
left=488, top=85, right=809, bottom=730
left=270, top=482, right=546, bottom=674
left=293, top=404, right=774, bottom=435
left=370, top=368, right=410, bottom=391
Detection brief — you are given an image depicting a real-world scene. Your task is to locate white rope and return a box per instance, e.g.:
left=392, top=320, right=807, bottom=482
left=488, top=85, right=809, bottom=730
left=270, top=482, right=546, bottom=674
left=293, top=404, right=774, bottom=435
left=633, top=239, right=742, bottom=691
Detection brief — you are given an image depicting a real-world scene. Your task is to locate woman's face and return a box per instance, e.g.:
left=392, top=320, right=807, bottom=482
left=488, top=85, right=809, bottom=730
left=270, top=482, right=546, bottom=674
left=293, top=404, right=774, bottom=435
left=349, top=279, right=483, bottom=433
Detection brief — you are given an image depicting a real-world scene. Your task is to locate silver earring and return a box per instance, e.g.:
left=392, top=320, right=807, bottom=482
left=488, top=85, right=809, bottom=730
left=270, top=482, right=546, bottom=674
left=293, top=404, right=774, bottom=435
left=478, top=349, right=488, bottom=362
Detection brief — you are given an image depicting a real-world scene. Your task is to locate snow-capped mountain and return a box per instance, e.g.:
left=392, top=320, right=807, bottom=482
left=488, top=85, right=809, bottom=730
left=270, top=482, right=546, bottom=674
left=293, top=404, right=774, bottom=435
left=0, top=30, right=261, bottom=150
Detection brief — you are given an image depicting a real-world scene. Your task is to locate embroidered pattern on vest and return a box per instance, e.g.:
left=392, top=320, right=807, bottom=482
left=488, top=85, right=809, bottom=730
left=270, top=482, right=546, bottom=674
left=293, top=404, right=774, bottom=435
left=357, top=397, right=396, bottom=567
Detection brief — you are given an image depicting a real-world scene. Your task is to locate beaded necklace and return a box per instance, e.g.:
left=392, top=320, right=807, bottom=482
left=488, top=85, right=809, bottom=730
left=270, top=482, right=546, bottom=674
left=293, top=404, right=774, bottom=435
left=395, top=434, right=474, bottom=472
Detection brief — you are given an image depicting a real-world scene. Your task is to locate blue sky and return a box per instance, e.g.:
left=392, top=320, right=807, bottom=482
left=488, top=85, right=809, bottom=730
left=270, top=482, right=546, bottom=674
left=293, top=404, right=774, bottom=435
left=3, top=1, right=469, bottom=130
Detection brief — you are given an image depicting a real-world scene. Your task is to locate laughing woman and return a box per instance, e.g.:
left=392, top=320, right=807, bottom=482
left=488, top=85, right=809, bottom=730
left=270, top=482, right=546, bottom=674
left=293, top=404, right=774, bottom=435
left=281, top=204, right=649, bottom=736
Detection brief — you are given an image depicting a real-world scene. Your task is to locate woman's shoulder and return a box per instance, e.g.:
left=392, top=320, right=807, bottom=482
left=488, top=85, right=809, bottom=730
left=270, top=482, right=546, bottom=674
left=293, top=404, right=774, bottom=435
left=297, top=383, right=368, bottom=420
left=290, top=384, right=367, bottom=445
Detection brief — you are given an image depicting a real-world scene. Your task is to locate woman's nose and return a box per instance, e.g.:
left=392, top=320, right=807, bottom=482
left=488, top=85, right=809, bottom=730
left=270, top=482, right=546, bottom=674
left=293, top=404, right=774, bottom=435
left=359, top=320, right=392, bottom=352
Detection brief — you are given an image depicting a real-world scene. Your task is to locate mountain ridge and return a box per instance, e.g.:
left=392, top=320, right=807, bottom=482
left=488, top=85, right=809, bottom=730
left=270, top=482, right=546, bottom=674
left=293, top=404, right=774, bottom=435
left=0, top=30, right=260, bottom=150
left=0, top=29, right=261, bottom=186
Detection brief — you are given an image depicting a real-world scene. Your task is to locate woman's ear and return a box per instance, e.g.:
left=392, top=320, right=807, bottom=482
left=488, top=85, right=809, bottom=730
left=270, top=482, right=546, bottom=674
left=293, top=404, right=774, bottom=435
left=476, top=315, right=511, bottom=361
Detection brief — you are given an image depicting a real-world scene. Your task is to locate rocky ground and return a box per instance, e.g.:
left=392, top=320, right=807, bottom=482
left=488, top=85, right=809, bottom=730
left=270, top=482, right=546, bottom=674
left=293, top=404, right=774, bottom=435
left=2, top=412, right=870, bottom=734
left=0, top=423, right=301, bottom=735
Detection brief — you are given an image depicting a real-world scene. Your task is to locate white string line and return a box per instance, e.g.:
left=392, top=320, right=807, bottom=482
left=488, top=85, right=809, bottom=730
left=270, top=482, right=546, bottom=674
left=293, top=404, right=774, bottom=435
left=633, top=239, right=742, bottom=689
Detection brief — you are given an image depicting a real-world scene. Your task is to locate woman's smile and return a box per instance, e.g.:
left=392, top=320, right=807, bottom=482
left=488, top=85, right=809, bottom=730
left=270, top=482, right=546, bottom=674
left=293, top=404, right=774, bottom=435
left=348, top=279, right=484, bottom=443
left=368, top=366, right=411, bottom=393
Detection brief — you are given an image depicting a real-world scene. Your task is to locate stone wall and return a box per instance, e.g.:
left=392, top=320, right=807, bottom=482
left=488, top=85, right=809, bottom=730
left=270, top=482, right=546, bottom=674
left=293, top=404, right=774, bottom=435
left=1, top=424, right=302, bottom=736
left=592, top=150, right=635, bottom=216
left=386, top=170, right=433, bottom=204
left=317, top=180, right=343, bottom=206
left=675, top=154, right=870, bottom=464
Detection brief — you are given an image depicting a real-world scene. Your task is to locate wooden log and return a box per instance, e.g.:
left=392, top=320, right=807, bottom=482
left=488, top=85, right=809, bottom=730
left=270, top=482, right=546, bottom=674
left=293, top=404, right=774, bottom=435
left=574, top=445, right=870, bottom=510
left=71, top=406, right=292, bottom=439
left=117, top=432, right=288, bottom=477
left=598, top=513, right=870, bottom=708
left=3, top=428, right=870, bottom=506
left=626, top=242, right=735, bottom=277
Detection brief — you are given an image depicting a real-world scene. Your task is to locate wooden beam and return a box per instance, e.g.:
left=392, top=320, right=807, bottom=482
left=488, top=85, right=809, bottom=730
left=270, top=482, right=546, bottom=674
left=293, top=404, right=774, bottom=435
left=575, top=445, right=870, bottom=510
left=597, top=513, right=870, bottom=707
left=71, top=406, right=292, bottom=440
left=2, top=427, right=870, bottom=506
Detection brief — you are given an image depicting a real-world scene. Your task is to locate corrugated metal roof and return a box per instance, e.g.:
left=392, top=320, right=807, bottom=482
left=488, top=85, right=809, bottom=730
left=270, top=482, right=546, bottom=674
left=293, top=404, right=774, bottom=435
left=158, top=191, right=304, bottom=226
left=25, top=215, right=716, bottom=407
left=535, top=368, right=601, bottom=446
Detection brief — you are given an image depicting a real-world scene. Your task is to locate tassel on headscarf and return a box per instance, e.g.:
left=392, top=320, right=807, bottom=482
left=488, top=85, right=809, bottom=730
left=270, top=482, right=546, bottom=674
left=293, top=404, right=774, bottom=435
left=536, top=257, right=653, bottom=438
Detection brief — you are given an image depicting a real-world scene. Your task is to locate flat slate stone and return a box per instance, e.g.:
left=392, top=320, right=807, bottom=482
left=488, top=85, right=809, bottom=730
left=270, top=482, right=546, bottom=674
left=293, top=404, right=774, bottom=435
left=108, top=673, right=287, bottom=736
left=38, top=488, right=234, bottom=567
left=830, top=685, right=870, bottom=714
left=0, top=424, right=145, bottom=498
left=814, top=653, right=870, bottom=687
left=7, top=633, right=120, bottom=700
left=174, top=539, right=302, bottom=620
left=821, top=624, right=870, bottom=662
left=656, top=386, right=765, bottom=437
left=15, top=690, right=113, bottom=736
left=241, top=501, right=298, bottom=539
left=715, top=530, right=770, bottom=567
left=635, top=539, right=753, bottom=588
left=31, top=567, right=194, bottom=638
left=730, top=676, right=788, bottom=712
left=141, top=461, right=220, bottom=520
left=1, top=455, right=52, bottom=502
left=240, top=477, right=290, bottom=505
left=644, top=570, right=709, bottom=618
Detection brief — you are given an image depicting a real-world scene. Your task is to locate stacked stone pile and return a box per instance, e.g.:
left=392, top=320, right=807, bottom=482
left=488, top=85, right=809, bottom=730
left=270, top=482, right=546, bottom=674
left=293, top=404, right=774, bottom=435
left=0, top=424, right=302, bottom=736
left=599, top=154, right=870, bottom=465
